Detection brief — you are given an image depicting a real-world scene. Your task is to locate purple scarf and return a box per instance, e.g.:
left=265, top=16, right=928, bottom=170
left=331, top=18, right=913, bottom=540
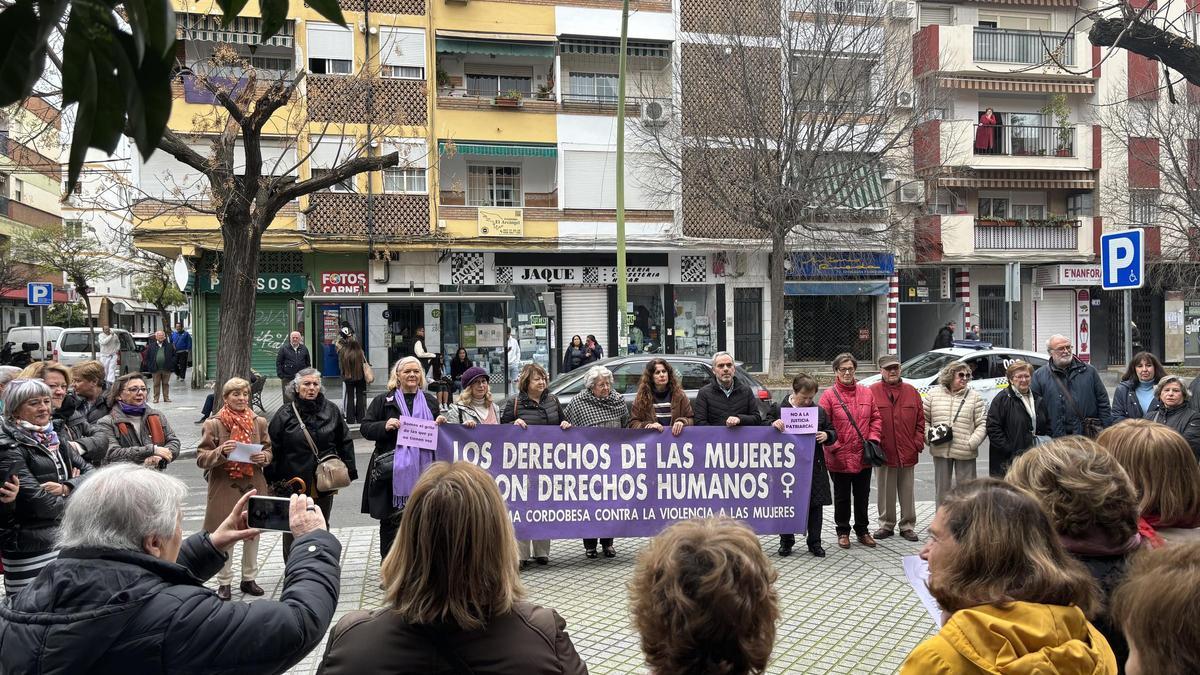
left=392, top=389, right=433, bottom=508
left=119, top=402, right=146, bottom=416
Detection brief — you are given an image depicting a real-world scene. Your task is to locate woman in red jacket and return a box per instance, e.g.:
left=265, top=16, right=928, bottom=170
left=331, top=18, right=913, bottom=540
left=819, top=353, right=883, bottom=549
left=975, top=108, right=999, bottom=154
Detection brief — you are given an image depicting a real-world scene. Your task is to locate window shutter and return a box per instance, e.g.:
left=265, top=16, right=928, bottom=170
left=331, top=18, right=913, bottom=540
left=380, top=28, right=425, bottom=69
left=563, top=151, right=662, bottom=209
left=139, top=143, right=209, bottom=199
left=381, top=139, right=429, bottom=169
left=919, top=5, right=952, bottom=27
left=308, top=136, right=360, bottom=169
left=307, top=23, right=353, bottom=61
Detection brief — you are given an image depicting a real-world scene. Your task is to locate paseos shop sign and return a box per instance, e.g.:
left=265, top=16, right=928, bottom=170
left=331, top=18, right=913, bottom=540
left=198, top=273, right=306, bottom=294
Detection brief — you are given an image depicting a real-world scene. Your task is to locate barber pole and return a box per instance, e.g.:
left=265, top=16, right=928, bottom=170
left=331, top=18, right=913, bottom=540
left=887, top=275, right=899, bottom=353
left=955, top=270, right=972, bottom=330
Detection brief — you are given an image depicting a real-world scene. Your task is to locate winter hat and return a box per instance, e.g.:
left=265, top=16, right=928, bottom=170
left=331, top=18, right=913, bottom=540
left=461, top=366, right=489, bottom=389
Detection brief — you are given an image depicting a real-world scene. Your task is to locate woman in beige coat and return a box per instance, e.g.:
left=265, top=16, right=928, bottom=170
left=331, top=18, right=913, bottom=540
left=923, top=362, right=986, bottom=506
left=197, top=377, right=272, bottom=601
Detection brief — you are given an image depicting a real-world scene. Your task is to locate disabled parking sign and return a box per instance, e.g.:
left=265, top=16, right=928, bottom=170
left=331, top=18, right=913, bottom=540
left=1100, top=230, right=1144, bottom=290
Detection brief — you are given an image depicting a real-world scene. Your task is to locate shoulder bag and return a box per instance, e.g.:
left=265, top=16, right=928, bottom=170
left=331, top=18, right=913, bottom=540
left=362, top=361, right=375, bottom=385
left=926, top=393, right=967, bottom=446
left=831, top=388, right=886, bottom=467
left=293, top=403, right=352, bottom=492
left=1053, top=374, right=1102, bottom=438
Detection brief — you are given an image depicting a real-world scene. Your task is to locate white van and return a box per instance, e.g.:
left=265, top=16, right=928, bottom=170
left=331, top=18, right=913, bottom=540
left=4, top=326, right=64, bottom=362
left=55, top=328, right=142, bottom=376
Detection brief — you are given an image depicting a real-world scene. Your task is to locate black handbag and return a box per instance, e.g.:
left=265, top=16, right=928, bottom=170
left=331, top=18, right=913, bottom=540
left=926, top=395, right=968, bottom=446
left=831, top=388, right=887, bottom=467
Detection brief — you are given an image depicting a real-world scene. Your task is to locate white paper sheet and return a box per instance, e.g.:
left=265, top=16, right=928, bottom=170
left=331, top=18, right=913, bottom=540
left=903, top=555, right=945, bottom=628
left=229, top=442, right=262, bottom=463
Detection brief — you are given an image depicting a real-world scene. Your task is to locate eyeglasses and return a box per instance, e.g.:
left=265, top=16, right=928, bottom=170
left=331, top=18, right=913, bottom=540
left=836, top=367, right=856, bottom=374
left=1050, top=345, right=1073, bottom=354
left=124, top=387, right=149, bottom=393
left=955, top=373, right=971, bottom=380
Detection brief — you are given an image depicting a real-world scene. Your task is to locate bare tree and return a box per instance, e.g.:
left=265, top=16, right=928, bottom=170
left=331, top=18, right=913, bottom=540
left=12, top=222, right=119, bottom=357
left=132, top=253, right=186, bottom=329
left=642, top=0, right=925, bottom=377
left=1088, top=4, right=1200, bottom=86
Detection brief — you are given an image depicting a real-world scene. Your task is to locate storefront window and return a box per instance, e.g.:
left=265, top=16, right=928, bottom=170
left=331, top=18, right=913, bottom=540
left=627, top=286, right=664, bottom=354
left=784, top=295, right=874, bottom=363
left=673, top=286, right=716, bottom=357
left=1186, top=299, right=1200, bottom=361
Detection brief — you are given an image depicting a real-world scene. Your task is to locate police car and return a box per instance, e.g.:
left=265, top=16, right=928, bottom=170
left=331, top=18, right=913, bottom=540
left=859, top=343, right=1048, bottom=409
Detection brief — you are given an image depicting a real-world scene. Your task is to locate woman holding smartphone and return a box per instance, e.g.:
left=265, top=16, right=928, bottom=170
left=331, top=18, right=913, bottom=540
left=197, top=377, right=272, bottom=602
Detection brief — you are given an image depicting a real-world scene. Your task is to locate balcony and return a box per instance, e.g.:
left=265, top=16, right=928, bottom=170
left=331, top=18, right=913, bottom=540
left=914, top=24, right=1089, bottom=80
left=305, top=193, right=431, bottom=240
left=308, top=75, right=428, bottom=125
left=974, top=124, right=1075, bottom=158
left=974, top=219, right=1079, bottom=250
left=916, top=119, right=1093, bottom=172
left=974, top=28, right=1074, bottom=67
left=925, top=213, right=1094, bottom=261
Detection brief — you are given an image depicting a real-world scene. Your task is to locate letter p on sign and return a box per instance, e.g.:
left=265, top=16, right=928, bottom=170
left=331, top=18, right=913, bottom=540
left=1100, top=230, right=1144, bottom=291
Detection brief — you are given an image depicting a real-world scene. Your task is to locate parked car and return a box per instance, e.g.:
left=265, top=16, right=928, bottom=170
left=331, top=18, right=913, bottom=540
left=54, top=327, right=143, bottom=378
left=859, top=346, right=1049, bottom=409
left=4, top=326, right=63, bottom=362
left=548, top=355, right=778, bottom=419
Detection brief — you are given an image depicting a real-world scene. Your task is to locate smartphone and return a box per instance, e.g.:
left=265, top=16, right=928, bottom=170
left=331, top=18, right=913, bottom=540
left=247, top=496, right=291, bottom=532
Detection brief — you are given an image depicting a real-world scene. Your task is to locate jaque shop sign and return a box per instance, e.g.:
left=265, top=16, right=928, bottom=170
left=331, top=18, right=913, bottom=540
left=199, top=273, right=306, bottom=294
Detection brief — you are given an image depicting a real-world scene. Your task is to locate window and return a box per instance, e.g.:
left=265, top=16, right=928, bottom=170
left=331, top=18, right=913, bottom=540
left=312, top=168, right=355, bottom=192
left=12, top=178, right=22, bottom=203
left=927, top=188, right=956, bottom=215
left=379, top=27, right=425, bottom=80
left=980, top=191, right=1045, bottom=220
left=307, top=23, right=353, bottom=75
left=467, top=165, right=521, bottom=206
left=251, top=54, right=293, bottom=73
left=383, top=167, right=426, bottom=194
left=977, top=11, right=1052, bottom=31
left=675, top=362, right=713, bottom=391
left=1129, top=189, right=1160, bottom=225
left=466, top=73, right=532, bottom=97
left=65, top=220, right=84, bottom=237
left=1011, top=203, right=1045, bottom=219
left=978, top=197, right=1008, bottom=218
left=919, top=4, right=952, bottom=27
left=609, top=362, right=644, bottom=395
left=568, top=72, right=618, bottom=102
left=1066, top=192, right=1093, bottom=216
left=793, top=56, right=874, bottom=107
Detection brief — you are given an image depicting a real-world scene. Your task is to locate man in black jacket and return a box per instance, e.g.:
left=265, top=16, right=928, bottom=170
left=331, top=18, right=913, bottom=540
left=276, top=331, right=312, bottom=403
left=0, top=464, right=340, bottom=675
left=144, top=330, right=176, bottom=404
left=694, top=352, right=763, bottom=427
left=932, top=321, right=956, bottom=349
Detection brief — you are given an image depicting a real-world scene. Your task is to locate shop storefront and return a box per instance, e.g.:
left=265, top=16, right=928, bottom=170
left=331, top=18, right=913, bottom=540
left=311, top=269, right=369, bottom=377
left=1032, top=265, right=1098, bottom=364
left=783, top=252, right=893, bottom=364
left=197, top=271, right=305, bottom=379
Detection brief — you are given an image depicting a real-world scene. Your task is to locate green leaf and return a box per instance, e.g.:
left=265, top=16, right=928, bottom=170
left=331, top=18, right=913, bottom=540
left=123, top=0, right=149, bottom=62
left=216, top=0, right=252, bottom=27
left=259, top=0, right=290, bottom=42
left=144, top=0, right=177, bottom=59
left=0, top=0, right=68, bottom=106
left=302, top=0, right=346, bottom=28
left=64, top=50, right=98, bottom=191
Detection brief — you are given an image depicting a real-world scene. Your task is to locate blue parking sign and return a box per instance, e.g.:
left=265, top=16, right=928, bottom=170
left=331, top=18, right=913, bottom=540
left=1100, top=230, right=1144, bottom=291
left=26, top=282, right=53, bottom=306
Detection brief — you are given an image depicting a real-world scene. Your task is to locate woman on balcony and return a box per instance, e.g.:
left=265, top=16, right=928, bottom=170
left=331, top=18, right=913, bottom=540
left=975, top=108, right=999, bottom=154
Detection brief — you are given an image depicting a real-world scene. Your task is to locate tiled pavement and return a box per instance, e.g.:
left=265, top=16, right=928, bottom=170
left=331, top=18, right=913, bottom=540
left=214, top=502, right=940, bottom=675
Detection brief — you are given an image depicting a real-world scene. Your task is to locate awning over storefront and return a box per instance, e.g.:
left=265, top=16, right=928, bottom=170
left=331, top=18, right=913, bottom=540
left=558, top=36, right=671, bottom=58
left=303, top=292, right=516, bottom=304
left=438, top=141, right=557, bottom=158
left=784, top=281, right=890, bottom=296
left=937, top=75, right=1093, bottom=95
left=176, top=14, right=294, bottom=48
left=937, top=170, right=1096, bottom=190
left=810, top=162, right=888, bottom=211
left=435, top=30, right=556, bottom=58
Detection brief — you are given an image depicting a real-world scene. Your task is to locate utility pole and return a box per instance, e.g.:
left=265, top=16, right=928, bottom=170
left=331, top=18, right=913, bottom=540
left=614, top=0, right=630, bottom=356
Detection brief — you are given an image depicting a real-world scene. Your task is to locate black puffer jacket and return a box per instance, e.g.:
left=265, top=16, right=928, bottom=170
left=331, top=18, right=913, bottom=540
left=360, top=390, right=440, bottom=519
left=777, top=399, right=836, bottom=507
left=985, top=387, right=1051, bottom=477
left=266, top=394, right=359, bottom=492
left=693, top=378, right=763, bottom=427
left=0, top=530, right=342, bottom=674
left=0, top=421, right=92, bottom=553
left=500, top=390, right=564, bottom=426
left=52, top=398, right=109, bottom=466
left=1145, top=401, right=1200, bottom=460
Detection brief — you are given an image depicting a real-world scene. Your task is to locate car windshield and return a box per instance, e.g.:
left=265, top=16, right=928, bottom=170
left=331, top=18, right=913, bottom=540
left=902, top=352, right=960, bottom=379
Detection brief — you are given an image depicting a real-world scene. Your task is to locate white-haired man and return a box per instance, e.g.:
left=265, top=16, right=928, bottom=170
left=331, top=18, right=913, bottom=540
left=0, top=464, right=340, bottom=674
left=1030, top=334, right=1112, bottom=438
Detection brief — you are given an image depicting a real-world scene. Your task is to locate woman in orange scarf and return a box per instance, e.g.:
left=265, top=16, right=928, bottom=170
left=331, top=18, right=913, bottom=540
left=197, top=377, right=273, bottom=601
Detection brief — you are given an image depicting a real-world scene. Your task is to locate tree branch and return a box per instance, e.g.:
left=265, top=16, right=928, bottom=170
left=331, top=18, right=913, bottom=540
left=1090, top=16, right=1200, bottom=87
left=263, top=151, right=399, bottom=214
left=156, top=128, right=211, bottom=174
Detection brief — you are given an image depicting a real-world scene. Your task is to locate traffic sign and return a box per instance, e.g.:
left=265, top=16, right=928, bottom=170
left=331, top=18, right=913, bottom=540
left=26, top=282, right=53, bottom=306
left=1100, top=229, right=1144, bottom=290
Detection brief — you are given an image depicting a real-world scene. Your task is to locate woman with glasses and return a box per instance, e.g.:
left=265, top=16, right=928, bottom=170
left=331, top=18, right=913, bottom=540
left=924, top=363, right=986, bottom=505
left=96, top=373, right=180, bottom=469
left=818, top=354, right=882, bottom=549
left=18, top=362, right=108, bottom=466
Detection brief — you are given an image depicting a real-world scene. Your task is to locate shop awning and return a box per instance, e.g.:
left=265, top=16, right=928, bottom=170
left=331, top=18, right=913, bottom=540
left=784, top=281, right=890, bottom=296
left=559, top=36, right=671, bottom=58
left=435, top=30, right=556, bottom=58
left=176, top=14, right=295, bottom=48
left=810, top=162, right=887, bottom=211
left=936, top=170, right=1096, bottom=190
left=304, top=292, right=516, bottom=303
left=438, top=141, right=557, bottom=158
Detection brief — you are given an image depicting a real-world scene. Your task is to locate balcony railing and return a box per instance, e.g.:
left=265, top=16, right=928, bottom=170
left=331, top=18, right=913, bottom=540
left=974, top=124, right=1075, bottom=157
left=973, top=28, right=1074, bottom=66
left=818, top=0, right=882, bottom=14
left=975, top=221, right=1079, bottom=250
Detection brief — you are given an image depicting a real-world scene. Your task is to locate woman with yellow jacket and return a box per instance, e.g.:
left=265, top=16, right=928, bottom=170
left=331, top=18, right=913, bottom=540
left=901, top=479, right=1117, bottom=675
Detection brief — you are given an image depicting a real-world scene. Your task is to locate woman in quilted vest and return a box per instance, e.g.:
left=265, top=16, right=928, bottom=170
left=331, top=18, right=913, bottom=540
left=923, top=362, right=986, bottom=505
left=197, top=377, right=273, bottom=601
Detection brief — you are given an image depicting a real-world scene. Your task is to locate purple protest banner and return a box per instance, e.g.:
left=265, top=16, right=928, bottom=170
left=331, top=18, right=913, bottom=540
left=436, top=424, right=815, bottom=539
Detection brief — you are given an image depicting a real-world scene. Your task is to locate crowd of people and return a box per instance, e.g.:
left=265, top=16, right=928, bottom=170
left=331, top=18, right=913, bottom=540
left=0, top=328, right=1198, bottom=674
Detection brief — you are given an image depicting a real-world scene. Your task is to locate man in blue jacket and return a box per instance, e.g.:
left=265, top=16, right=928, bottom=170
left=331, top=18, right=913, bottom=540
left=0, top=464, right=341, bottom=675
left=170, top=322, right=192, bottom=383
left=1030, top=334, right=1112, bottom=438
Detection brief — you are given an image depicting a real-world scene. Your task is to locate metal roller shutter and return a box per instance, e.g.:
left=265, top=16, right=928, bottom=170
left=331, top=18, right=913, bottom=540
left=1035, top=289, right=1075, bottom=352
left=205, top=295, right=295, bottom=379
left=560, top=288, right=610, bottom=352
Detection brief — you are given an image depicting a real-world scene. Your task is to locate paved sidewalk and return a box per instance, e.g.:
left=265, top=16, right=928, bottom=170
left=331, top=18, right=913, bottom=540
left=212, top=503, right=940, bottom=675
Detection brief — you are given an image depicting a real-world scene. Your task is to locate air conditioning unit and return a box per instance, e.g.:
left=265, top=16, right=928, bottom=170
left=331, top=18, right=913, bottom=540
left=371, top=259, right=389, bottom=283
left=889, top=0, right=916, bottom=19
left=899, top=181, right=924, bottom=203
left=641, top=99, right=671, bottom=128
left=895, top=90, right=914, bottom=108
